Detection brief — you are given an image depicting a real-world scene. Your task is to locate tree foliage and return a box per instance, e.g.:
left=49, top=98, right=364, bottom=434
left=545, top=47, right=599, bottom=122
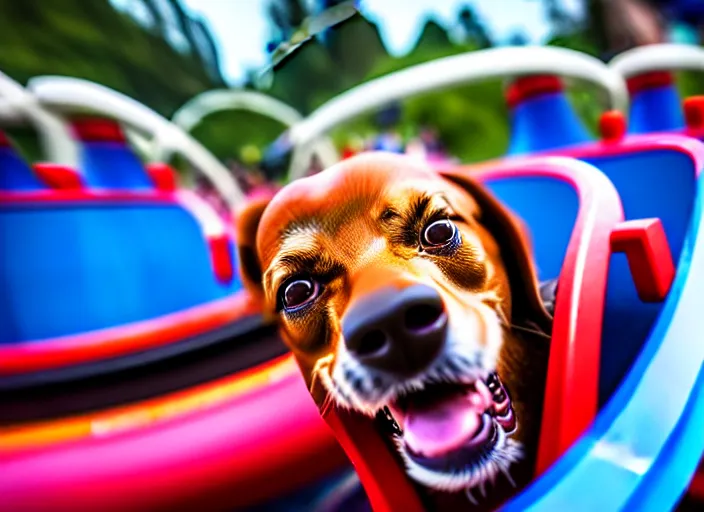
left=0, top=0, right=222, bottom=118
left=1, top=0, right=701, bottom=174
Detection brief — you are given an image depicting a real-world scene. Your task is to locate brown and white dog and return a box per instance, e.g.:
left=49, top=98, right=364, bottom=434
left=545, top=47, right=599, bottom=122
left=236, top=152, right=553, bottom=508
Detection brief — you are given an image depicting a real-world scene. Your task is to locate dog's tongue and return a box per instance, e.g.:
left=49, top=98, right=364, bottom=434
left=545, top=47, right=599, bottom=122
left=403, top=382, right=492, bottom=458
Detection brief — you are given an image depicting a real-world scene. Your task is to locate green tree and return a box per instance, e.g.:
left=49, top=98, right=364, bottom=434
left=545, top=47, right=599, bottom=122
left=457, top=5, right=492, bottom=49
left=0, top=0, right=222, bottom=117
left=266, top=0, right=308, bottom=48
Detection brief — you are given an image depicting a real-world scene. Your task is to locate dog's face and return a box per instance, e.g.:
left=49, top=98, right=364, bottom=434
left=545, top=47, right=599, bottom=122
left=237, top=153, right=549, bottom=499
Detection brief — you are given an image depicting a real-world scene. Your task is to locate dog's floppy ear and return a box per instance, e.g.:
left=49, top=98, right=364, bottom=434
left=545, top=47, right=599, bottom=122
left=234, top=194, right=272, bottom=298
left=440, top=170, right=553, bottom=335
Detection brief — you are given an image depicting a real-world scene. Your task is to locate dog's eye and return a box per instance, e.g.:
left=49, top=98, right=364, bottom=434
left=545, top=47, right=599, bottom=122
left=281, top=278, right=320, bottom=311
left=422, top=219, right=457, bottom=247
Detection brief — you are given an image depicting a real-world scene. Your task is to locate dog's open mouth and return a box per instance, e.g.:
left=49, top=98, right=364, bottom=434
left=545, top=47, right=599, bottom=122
left=384, top=372, right=517, bottom=487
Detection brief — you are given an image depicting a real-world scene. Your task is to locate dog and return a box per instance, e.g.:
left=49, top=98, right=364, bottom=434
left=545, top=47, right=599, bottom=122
left=236, top=152, right=553, bottom=509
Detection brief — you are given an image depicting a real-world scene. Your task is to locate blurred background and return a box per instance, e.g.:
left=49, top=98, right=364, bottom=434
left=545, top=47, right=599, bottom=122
left=2, top=0, right=703, bottom=196
left=2, top=2, right=704, bottom=511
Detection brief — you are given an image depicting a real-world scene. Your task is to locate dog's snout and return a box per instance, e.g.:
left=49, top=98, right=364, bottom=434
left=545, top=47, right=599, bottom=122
left=342, top=284, right=447, bottom=377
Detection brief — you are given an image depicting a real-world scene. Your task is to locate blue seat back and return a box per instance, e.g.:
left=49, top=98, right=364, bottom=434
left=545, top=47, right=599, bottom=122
left=503, top=173, right=704, bottom=512
left=0, top=135, right=45, bottom=191
left=507, top=92, right=593, bottom=156
left=72, top=119, right=154, bottom=190
left=581, top=148, right=698, bottom=403
left=629, top=85, right=685, bottom=135
left=81, top=142, right=154, bottom=190
left=483, top=176, right=580, bottom=282
left=0, top=199, right=241, bottom=344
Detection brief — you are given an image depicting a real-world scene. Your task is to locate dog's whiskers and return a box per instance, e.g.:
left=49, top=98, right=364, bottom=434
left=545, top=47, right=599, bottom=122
left=313, top=360, right=342, bottom=416
left=329, top=355, right=382, bottom=415
left=501, top=464, right=517, bottom=489
left=314, top=300, right=525, bottom=497
left=310, top=354, right=334, bottom=394
left=478, top=473, right=487, bottom=498
left=318, top=362, right=357, bottom=411
left=488, top=301, right=548, bottom=341
left=500, top=321, right=551, bottom=341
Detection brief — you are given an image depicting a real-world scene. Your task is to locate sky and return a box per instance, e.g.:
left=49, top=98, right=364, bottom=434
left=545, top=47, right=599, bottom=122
left=172, top=0, right=584, bottom=85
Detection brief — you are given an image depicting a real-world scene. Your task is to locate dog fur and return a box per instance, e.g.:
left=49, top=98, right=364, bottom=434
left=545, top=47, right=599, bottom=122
left=236, top=152, right=552, bottom=509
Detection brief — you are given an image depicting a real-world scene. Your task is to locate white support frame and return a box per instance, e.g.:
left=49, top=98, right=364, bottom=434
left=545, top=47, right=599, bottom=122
left=285, top=45, right=629, bottom=180
left=27, top=76, right=247, bottom=207
left=609, top=43, right=704, bottom=78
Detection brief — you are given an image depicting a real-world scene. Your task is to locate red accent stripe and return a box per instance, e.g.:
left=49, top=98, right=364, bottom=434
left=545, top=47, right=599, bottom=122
left=626, top=71, right=674, bottom=95
left=208, top=234, right=234, bottom=284
left=684, top=96, right=704, bottom=131
left=468, top=160, right=624, bottom=475
left=0, top=190, right=178, bottom=203
left=146, top=163, right=178, bottom=191
left=0, top=365, right=347, bottom=511
left=34, top=163, right=84, bottom=190
left=71, top=118, right=127, bottom=143
left=611, top=219, right=675, bottom=302
left=506, top=75, right=564, bottom=109
left=342, top=147, right=359, bottom=159
left=0, top=292, right=259, bottom=376
left=511, top=132, right=704, bottom=179
left=324, top=408, right=426, bottom=512
left=0, top=131, right=10, bottom=147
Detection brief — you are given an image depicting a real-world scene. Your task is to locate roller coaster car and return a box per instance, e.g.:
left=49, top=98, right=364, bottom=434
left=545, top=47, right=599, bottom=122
left=496, top=61, right=704, bottom=407
left=0, top=118, right=254, bottom=356
left=0, top=120, right=349, bottom=511
left=3, top=117, right=703, bottom=509
left=505, top=94, right=701, bottom=390
left=315, top=153, right=704, bottom=511
left=501, top=45, right=704, bottom=154
left=499, top=72, right=704, bottom=507
left=504, top=73, right=704, bottom=158
left=607, top=44, right=704, bottom=139
left=3, top=67, right=704, bottom=510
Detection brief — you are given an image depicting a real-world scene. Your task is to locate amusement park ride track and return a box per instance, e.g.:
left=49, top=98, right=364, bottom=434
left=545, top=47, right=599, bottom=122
left=0, top=318, right=287, bottom=423
left=1, top=42, right=704, bottom=512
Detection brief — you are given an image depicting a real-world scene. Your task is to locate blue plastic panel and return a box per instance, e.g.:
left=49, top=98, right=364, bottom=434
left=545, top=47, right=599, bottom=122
left=582, top=149, right=697, bottom=403
left=628, top=86, right=685, bottom=135
left=0, top=146, right=45, bottom=191
left=503, top=175, right=704, bottom=512
left=0, top=201, right=241, bottom=343
left=483, top=176, right=579, bottom=282
left=507, top=93, right=593, bottom=156
left=80, top=141, right=154, bottom=190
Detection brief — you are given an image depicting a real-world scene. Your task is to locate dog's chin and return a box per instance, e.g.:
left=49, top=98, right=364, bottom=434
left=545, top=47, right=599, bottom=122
left=382, top=373, right=521, bottom=495
left=322, top=301, right=522, bottom=497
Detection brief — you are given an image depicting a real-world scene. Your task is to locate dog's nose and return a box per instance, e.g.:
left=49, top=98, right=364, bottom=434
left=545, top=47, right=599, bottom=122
left=342, top=284, right=447, bottom=377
